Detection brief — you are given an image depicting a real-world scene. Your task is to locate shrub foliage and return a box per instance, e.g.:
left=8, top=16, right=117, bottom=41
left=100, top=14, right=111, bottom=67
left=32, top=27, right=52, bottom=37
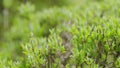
left=0, top=0, right=120, bottom=68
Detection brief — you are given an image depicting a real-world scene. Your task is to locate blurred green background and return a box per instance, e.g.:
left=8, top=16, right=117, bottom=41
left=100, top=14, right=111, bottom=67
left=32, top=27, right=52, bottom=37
left=0, top=0, right=80, bottom=61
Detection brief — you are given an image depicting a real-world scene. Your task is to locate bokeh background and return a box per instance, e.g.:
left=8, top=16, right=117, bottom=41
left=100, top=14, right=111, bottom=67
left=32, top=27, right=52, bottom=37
left=0, top=0, right=81, bottom=60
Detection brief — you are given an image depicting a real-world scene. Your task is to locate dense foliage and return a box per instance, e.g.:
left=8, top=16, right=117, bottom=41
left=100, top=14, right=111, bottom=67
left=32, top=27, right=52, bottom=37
left=0, top=0, right=120, bottom=68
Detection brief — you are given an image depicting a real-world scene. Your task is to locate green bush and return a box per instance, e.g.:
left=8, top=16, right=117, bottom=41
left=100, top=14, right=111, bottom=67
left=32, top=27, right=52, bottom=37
left=0, top=0, right=120, bottom=68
